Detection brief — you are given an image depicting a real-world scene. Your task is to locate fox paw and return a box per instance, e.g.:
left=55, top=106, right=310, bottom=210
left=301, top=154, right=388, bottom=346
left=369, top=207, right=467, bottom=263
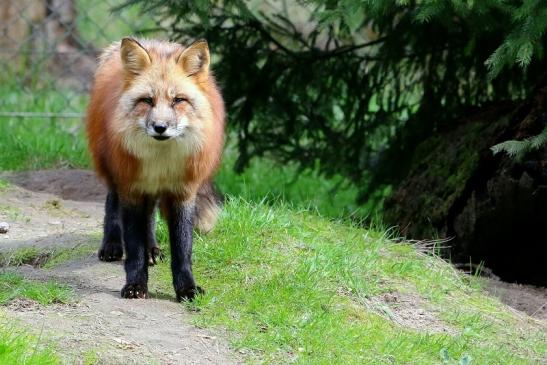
left=99, top=241, right=123, bottom=262
left=121, top=283, right=149, bottom=299
left=148, top=246, right=165, bottom=266
left=176, top=286, right=204, bottom=302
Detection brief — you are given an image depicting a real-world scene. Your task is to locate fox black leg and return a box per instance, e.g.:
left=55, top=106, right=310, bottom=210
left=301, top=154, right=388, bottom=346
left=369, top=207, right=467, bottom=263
left=164, top=198, right=203, bottom=301
left=98, top=189, right=123, bottom=262
left=120, top=196, right=152, bottom=299
left=146, top=201, right=164, bottom=266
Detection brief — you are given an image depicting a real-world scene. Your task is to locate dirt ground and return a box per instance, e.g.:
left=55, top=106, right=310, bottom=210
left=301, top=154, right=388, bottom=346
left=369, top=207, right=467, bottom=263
left=0, top=169, right=240, bottom=364
left=0, top=169, right=545, bottom=363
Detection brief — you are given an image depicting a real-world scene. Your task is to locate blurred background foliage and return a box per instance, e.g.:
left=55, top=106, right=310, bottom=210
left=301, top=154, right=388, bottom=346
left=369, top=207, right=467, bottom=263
left=123, top=0, right=547, bottom=207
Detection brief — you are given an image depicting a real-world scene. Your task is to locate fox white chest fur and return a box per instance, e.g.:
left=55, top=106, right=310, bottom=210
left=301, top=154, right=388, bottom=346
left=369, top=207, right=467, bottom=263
left=121, top=127, right=203, bottom=195
left=133, top=148, right=187, bottom=194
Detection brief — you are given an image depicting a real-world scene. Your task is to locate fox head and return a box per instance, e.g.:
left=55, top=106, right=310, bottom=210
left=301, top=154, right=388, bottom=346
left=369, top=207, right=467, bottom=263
left=113, top=38, right=214, bottom=157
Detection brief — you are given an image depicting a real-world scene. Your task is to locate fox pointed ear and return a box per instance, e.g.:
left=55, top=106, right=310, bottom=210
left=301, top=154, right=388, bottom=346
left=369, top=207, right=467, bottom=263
left=120, top=38, right=151, bottom=75
left=177, top=39, right=210, bottom=78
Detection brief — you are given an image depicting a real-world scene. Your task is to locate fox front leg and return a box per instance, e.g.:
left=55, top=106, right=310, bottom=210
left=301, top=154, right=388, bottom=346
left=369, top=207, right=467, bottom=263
left=98, top=190, right=123, bottom=262
left=163, top=198, right=203, bottom=301
left=120, top=197, right=153, bottom=299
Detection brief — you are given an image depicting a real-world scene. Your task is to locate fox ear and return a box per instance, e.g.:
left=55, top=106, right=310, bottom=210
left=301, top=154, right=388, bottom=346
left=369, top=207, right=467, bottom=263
left=177, top=39, right=210, bottom=78
left=120, top=38, right=151, bottom=75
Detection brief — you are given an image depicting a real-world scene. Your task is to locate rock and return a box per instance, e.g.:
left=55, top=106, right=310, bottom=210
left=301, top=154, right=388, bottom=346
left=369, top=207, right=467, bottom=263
left=0, top=222, right=9, bottom=234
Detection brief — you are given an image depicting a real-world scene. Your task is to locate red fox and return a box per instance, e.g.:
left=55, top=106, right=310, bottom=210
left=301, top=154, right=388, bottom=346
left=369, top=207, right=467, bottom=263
left=86, top=38, right=225, bottom=301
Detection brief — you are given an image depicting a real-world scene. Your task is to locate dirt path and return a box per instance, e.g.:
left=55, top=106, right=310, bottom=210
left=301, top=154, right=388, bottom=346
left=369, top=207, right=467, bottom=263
left=0, top=170, right=240, bottom=364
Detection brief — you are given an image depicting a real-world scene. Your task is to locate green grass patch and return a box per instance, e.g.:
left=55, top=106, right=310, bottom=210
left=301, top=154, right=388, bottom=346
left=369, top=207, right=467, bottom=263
left=0, top=316, right=59, bottom=365
left=75, top=0, right=160, bottom=48
left=149, top=198, right=545, bottom=364
left=0, top=118, right=89, bottom=171
left=0, top=242, right=98, bottom=270
left=42, top=243, right=98, bottom=269
left=0, top=247, right=47, bottom=268
left=81, top=348, right=100, bottom=365
left=0, top=272, right=72, bottom=306
left=216, top=144, right=372, bottom=218
left=0, top=72, right=89, bottom=170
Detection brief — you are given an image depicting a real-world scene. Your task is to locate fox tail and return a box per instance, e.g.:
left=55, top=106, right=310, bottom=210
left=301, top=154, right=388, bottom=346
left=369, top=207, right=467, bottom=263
left=194, top=181, right=223, bottom=233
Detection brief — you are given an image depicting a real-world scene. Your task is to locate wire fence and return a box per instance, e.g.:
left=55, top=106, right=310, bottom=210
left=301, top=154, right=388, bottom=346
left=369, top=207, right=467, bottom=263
left=0, top=0, right=163, bottom=120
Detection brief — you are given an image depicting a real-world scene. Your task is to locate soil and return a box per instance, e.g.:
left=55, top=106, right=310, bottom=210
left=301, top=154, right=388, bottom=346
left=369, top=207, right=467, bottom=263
left=359, top=291, right=457, bottom=334
left=483, top=279, right=547, bottom=320
left=0, top=169, right=545, bottom=363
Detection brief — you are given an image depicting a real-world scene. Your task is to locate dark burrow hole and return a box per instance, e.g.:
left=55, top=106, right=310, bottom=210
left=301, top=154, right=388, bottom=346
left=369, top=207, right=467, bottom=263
left=453, top=235, right=546, bottom=286
left=449, top=165, right=547, bottom=286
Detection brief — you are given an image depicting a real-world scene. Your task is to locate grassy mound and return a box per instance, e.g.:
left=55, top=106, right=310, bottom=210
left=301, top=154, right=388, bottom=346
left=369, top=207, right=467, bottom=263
left=148, top=199, right=546, bottom=364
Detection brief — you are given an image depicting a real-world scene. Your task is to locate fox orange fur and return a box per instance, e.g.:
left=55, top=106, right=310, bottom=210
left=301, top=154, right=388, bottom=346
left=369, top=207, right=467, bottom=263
left=86, top=38, right=224, bottom=300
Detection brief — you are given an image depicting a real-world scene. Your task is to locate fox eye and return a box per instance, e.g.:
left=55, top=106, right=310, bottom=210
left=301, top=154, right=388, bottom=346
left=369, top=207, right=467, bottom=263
left=173, top=97, right=187, bottom=105
left=138, top=97, right=154, bottom=106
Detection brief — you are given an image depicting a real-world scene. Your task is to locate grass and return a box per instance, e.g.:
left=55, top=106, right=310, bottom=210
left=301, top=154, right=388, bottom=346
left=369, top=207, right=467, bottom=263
left=0, top=272, right=72, bottom=305
left=0, top=116, right=89, bottom=171
left=41, top=243, right=98, bottom=269
left=216, top=144, right=371, bottom=218
left=0, top=247, right=44, bottom=267
left=147, top=198, right=545, bottom=364
left=0, top=248, right=84, bottom=365
left=0, top=316, right=59, bottom=365
left=0, top=205, right=26, bottom=222
left=81, top=348, right=100, bottom=365
left=0, top=242, right=98, bottom=270
left=0, top=270, right=63, bottom=365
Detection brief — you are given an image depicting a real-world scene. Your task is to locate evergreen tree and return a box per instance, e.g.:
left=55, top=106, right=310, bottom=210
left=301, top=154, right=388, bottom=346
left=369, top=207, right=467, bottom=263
left=123, top=0, right=547, bottom=202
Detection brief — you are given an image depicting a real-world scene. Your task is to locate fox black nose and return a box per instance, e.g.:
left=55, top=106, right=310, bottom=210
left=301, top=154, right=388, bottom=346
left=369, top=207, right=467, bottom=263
left=153, top=123, right=167, bottom=134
